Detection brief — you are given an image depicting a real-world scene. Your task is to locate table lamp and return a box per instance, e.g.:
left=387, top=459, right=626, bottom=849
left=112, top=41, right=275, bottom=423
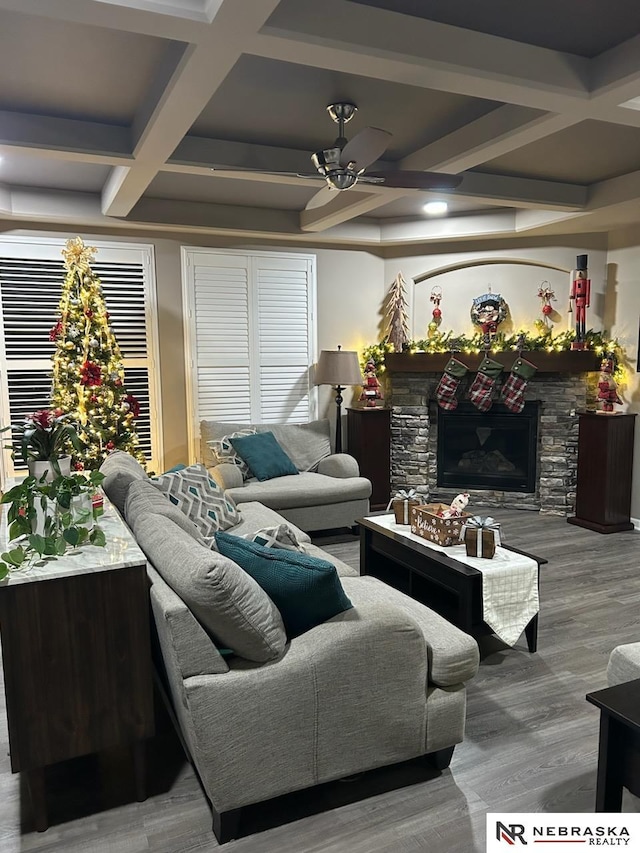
left=315, top=346, right=363, bottom=453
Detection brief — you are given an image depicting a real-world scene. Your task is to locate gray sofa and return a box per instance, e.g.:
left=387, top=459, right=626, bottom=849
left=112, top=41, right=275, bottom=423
left=99, top=451, right=480, bottom=843
left=199, top=418, right=372, bottom=532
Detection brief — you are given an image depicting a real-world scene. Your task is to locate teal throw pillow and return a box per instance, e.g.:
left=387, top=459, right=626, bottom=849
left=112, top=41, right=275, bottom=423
left=215, top=531, right=353, bottom=638
left=230, top=431, right=298, bottom=482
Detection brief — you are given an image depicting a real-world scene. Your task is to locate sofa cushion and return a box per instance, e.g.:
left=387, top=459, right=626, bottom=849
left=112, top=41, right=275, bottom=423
left=227, top=471, right=371, bottom=510
left=135, top=514, right=287, bottom=662
left=215, top=531, right=353, bottom=638
left=208, top=428, right=256, bottom=479
left=230, top=432, right=298, bottom=481
left=340, top=576, right=479, bottom=687
left=124, top=478, right=205, bottom=543
left=99, top=450, right=147, bottom=513
left=268, top=421, right=332, bottom=472
left=152, top=464, right=240, bottom=536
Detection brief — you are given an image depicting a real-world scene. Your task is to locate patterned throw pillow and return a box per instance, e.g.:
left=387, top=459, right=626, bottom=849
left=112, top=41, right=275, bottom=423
left=207, top=428, right=257, bottom=479
left=152, top=464, right=240, bottom=538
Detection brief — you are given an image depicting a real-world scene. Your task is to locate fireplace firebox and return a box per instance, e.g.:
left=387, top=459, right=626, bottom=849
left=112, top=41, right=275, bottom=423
left=436, top=402, right=539, bottom=493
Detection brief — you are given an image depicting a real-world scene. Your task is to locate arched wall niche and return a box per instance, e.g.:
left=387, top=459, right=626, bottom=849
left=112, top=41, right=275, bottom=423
left=410, top=257, right=572, bottom=339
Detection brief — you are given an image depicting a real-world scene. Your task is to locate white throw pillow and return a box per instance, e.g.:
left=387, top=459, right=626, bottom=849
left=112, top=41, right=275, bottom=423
left=152, top=464, right=240, bottom=538
left=207, top=428, right=257, bottom=479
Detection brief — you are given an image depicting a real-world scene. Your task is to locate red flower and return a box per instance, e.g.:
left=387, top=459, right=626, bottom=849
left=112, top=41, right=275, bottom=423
left=124, top=394, right=140, bottom=418
left=80, top=361, right=102, bottom=386
left=29, top=410, right=54, bottom=429
left=49, top=320, right=63, bottom=341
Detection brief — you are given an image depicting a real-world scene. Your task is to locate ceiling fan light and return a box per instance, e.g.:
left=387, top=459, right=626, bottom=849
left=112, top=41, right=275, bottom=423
left=327, top=171, right=358, bottom=190
left=423, top=201, right=448, bottom=215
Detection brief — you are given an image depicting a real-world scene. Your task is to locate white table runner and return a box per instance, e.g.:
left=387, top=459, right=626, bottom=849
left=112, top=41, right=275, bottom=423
left=367, top=514, right=540, bottom=646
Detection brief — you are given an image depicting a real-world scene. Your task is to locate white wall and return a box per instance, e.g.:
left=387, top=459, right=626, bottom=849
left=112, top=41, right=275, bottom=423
left=383, top=241, right=609, bottom=342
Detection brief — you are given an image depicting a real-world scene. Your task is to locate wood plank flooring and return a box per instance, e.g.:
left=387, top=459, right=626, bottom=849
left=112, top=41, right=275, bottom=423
left=1, top=510, right=639, bottom=852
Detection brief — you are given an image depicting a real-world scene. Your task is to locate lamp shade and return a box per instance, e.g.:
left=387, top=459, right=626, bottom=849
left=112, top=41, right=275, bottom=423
left=315, top=349, right=363, bottom=386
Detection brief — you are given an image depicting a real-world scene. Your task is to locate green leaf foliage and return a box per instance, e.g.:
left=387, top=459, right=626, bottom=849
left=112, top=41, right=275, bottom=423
left=89, top=527, right=106, bottom=547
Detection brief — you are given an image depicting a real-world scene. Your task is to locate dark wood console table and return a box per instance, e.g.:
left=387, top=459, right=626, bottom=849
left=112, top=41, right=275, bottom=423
left=347, top=407, right=391, bottom=510
left=568, top=412, right=636, bottom=533
left=0, top=496, right=154, bottom=831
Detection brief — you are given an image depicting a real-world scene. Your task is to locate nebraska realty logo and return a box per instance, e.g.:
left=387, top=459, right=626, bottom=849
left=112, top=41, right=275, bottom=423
left=486, top=814, right=640, bottom=849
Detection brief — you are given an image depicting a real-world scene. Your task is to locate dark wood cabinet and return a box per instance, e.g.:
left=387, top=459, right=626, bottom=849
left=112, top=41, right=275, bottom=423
left=347, top=407, right=391, bottom=511
left=568, top=412, right=636, bottom=533
left=0, top=498, right=154, bottom=831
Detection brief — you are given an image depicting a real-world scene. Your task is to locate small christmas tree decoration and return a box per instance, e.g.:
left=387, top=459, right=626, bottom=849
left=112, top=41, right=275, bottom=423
left=435, top=356, right=469, bottom=411
left=537, top=282, right=556, bottom=329
left=51, top=237, right=145, bottom=469
left=385, top=271, right=410, bottom=352
left=501, top=357, right=537, bottom=414
left=468, top=356, right=504, bottom=412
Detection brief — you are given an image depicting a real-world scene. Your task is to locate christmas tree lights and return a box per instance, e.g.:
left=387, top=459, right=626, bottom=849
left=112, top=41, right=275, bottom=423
left=50, top=237, right=145, bottom=470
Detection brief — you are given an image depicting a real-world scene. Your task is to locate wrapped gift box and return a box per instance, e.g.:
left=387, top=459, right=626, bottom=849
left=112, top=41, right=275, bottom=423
left=461, top=517, right=501, bottom=559
left=392, top=498, right=421, bottom=524
left=410, top=503, right=472, bottom=547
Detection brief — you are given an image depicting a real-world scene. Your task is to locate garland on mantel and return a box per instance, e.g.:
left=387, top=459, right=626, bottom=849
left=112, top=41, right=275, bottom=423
left=362, top=327, right=626, bottom=384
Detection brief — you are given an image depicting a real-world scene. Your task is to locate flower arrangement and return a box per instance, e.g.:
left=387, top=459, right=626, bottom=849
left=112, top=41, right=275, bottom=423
left=1, top=408, right=83, bottom=472
left=0, top=470, right=106, bottom=578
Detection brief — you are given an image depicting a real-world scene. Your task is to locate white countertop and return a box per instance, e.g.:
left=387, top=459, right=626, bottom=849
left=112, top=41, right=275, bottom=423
left=0, top=493, right=146, bottom=586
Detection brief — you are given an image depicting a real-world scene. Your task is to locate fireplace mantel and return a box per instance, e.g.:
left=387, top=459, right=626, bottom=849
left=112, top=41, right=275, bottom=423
left=385, top=350, right=601, bottom=374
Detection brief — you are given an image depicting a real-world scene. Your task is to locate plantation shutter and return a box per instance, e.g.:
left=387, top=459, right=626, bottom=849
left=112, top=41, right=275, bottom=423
left=0, top=239, right=162, bottom=475
left=183, top=248, right=316, bottom=460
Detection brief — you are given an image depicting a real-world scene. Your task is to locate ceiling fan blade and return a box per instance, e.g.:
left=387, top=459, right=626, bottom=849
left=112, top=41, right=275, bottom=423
left=304, top=185, right=336, bottom=210
left=362, top=170, right=463, bottom=190
left=339, top=127, right=392, bottom=170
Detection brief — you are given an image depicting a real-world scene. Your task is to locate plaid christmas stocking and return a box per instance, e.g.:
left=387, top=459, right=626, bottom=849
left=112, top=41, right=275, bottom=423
left=501, top=357, right=537, bottom=413
left=435, top=357, right=468, bottom=410
left=468, top=357, right=503, bottom=411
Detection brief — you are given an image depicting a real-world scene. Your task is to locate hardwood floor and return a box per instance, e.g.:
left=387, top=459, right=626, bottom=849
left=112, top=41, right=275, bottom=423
left=1, top=510, right=639, bottom=852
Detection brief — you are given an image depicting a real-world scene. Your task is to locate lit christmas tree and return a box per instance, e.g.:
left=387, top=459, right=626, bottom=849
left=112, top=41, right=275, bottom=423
left=50, top=237, right=145, bottom=469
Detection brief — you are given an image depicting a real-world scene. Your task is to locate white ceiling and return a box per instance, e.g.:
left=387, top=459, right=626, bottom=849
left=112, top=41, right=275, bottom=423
left=1, top=0, right=640, bottom=247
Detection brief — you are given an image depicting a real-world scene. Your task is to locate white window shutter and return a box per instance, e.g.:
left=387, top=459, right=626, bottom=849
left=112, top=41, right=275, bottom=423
left=183, top=248, right=317, bottom=461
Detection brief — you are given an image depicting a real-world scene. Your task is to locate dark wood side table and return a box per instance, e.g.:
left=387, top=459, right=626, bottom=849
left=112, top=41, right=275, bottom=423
left=568, top=411, right=636, bottom=533
left=586, top=679, right=640, bottom=811
left=347, top=407, right=391, bottom=511
left=0, top=495, right=154, bottom=831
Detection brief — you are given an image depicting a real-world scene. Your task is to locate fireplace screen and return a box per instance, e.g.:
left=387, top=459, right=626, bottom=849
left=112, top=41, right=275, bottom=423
left=436, top=402, right=539, bottom=493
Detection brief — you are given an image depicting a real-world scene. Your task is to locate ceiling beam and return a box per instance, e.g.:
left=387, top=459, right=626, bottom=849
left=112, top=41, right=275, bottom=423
left=0, top=110, right=132, bottom=163
left=299, top=189, right=409, bottom=232
left=455, top=173, right=587, bottom=210
left=101, top=0, right=283, bottom=216
left=170, top=135, right=312, bottom=174
left=400, top=107, right=580, bottom=174
left=0, top=0, right=208, bottom=41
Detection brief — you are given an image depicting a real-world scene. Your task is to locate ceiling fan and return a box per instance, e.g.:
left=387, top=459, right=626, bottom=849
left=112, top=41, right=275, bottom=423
left=299, top=102, right=463, bottom=210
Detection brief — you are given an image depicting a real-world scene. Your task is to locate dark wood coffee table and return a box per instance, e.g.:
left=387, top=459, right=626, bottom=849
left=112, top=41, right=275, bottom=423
left=586, top=678, right=640, bottom=811
left=359, top=515, right=546, bottom=652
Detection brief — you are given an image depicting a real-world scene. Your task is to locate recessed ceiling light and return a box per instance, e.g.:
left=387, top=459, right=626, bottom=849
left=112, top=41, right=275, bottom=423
left=423, top=201, right=448, bottom=215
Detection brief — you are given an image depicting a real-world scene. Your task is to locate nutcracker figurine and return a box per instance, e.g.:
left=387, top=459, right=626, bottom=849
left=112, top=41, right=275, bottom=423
left=569, top=255, right=590, bottom=349
left=597, top=354, right=622, bottom=413
left=359, top=359, right=383, bottom=407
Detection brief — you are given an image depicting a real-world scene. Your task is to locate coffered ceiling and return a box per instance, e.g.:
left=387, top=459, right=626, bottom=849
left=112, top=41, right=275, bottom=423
left=1, top=0, right=640, bottom=248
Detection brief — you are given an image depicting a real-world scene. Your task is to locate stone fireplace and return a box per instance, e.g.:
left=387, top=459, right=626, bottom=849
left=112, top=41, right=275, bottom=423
left=387, top=352, right=599, bottom=515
